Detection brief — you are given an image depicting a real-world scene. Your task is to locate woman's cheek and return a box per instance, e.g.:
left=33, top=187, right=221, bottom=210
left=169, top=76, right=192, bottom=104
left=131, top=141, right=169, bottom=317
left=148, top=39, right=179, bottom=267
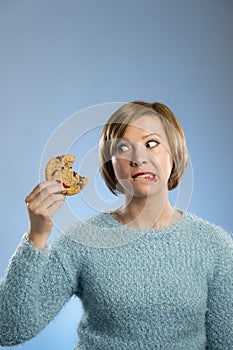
left=162, top=155, right=173, bottom=181
left=111, top=157, right=126, bottom=180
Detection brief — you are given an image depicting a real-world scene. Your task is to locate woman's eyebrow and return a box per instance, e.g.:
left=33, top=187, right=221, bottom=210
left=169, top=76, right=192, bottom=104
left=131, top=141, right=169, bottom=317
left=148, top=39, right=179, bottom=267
left=142, top=132, right=161, bottom=139
left=117, top=137, right=130, bottom=141
left=119, top=133, right=161, bottom=141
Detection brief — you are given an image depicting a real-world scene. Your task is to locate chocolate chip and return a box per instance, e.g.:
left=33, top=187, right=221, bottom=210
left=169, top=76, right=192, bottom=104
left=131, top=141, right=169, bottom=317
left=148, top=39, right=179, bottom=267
left=56, top=155, right=64, bottom=162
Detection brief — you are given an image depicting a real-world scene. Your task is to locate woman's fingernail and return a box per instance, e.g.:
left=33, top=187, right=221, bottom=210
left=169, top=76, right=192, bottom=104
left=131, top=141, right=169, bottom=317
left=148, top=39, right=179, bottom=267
left=56, top=180, right=61, bottom=184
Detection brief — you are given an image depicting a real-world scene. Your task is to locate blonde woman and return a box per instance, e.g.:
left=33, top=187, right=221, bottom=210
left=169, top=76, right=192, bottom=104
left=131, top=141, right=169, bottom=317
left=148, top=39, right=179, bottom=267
left=0, top=101, right=232, bottom=349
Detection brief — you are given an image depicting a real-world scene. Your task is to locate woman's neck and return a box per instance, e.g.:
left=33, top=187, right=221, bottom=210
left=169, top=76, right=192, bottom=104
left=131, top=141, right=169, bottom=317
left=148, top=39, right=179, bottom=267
left=113, top=195, right=181, bottom=229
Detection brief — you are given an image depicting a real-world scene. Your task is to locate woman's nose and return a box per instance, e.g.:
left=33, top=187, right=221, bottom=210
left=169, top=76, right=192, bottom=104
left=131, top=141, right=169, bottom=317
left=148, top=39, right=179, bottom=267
left=130, top=145, right=148, bottom=167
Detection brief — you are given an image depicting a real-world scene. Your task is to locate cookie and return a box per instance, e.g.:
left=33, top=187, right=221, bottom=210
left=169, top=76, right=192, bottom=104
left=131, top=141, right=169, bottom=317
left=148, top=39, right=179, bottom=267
left=45, top=154, right=88, bottom=196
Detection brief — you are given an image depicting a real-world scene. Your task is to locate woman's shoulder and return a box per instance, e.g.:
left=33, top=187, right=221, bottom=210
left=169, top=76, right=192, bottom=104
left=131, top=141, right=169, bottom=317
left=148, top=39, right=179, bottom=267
left=63, top=212, right=113, bottom=235
left=59, top=212, right=123, bottom=248
left=184, top=211, right=232, bottom=249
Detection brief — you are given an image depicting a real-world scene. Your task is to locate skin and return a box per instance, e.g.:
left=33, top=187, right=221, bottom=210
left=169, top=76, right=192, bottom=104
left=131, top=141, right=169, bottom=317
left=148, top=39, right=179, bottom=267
left=111, top=114, right=182, bottom=229
left=25, top=180, right=65, bottom=249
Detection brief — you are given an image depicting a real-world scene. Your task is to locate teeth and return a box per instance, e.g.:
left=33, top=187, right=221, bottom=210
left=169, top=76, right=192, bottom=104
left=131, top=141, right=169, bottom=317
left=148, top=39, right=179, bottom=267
left=136, top=174, right=155, bottom=178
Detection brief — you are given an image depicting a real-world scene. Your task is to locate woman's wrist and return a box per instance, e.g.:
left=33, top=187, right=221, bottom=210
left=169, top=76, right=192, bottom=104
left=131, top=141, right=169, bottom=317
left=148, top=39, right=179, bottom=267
left=26, top=232, right=49, bottom=250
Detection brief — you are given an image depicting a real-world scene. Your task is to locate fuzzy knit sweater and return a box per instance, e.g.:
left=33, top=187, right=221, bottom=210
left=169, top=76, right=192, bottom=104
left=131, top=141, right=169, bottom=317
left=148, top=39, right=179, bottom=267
left=0, top=211, right=232, bottom=349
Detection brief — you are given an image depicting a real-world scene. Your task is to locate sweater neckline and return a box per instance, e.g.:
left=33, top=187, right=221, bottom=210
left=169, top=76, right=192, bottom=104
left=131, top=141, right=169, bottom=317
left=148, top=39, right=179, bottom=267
left=101, top=210, right=190, bottom=235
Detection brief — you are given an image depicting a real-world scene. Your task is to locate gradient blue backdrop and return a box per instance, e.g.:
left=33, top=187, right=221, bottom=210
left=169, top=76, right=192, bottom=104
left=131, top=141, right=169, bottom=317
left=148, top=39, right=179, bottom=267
left=0, top=0, right=232, bottom=349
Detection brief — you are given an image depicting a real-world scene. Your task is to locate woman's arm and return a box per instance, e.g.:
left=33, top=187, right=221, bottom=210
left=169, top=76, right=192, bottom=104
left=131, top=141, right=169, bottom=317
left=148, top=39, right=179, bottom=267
left=0, top=180, right=81, bottom=346
left=0, top=230, right=81, bottom=346
left=205, top=230, right=233, bottom=349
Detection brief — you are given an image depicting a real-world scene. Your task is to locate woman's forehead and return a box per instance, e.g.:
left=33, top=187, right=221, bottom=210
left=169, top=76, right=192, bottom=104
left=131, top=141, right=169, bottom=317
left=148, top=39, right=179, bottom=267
left=123, top=114, right=166, bottom=138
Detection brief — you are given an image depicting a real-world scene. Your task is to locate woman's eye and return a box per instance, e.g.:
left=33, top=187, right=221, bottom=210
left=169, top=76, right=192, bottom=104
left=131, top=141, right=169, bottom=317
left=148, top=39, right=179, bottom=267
left=146, top=140, right=159, bottom=148
left=117, top=144, right=130, bottom=153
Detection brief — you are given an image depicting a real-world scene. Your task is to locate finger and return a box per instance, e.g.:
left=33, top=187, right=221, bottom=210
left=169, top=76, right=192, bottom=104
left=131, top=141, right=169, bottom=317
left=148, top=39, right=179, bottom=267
left=42, top=193, right=66, bottom=210
left=25, top=181, right=52, bottom=203
left=27, top=192, right=65, bottom=213
left=39, top=182, right=64, bottom=203
left=25, top=181, right=63, bottom=203
left=46, top=197, right=66, bottom=218
left=27, top=193, right=66, bottom=220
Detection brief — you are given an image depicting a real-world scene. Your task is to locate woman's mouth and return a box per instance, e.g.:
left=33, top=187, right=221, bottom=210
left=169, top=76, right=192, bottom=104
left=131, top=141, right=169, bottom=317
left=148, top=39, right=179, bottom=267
left=132, top=172, right=157, bottom=181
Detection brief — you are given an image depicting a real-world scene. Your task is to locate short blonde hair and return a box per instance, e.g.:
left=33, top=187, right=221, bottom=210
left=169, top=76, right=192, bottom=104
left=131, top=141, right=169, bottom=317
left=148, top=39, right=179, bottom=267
left=99, top=101, right=188, bottom=195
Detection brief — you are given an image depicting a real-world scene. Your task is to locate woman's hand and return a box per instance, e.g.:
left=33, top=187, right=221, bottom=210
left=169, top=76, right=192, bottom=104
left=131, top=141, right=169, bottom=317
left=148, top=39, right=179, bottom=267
left=25, top=180, right=65, bottom=249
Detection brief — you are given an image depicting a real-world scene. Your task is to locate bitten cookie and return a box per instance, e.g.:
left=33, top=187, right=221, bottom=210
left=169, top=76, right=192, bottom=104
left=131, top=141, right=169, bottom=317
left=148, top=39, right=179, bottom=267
left=45, top=154, right=88, bottom=196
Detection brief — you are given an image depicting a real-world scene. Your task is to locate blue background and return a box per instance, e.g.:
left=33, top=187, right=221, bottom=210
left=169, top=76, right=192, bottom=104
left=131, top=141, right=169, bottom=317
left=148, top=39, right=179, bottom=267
left=0, top=0, right=232, bottom=349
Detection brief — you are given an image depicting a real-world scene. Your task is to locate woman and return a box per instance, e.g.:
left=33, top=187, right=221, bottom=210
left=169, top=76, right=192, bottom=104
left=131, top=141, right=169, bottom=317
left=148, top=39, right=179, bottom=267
left=0, top=101, right=232, bottom=349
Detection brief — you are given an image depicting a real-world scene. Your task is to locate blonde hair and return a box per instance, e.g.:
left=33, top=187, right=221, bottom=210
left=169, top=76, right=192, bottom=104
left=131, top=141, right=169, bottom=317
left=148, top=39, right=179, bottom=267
left=99, top=101, right=188, bottom=195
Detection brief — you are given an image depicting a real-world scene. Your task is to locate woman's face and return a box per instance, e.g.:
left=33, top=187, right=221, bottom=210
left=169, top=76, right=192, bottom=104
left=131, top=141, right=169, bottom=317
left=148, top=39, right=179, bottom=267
left=111, top=114, right=173, bottom=198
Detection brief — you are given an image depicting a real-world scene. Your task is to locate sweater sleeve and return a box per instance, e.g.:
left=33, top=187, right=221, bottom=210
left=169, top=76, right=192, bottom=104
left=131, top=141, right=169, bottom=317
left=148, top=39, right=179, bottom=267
left=205, top=229, right=233, bottom=349
left=0, top=232, right=82, bottom=346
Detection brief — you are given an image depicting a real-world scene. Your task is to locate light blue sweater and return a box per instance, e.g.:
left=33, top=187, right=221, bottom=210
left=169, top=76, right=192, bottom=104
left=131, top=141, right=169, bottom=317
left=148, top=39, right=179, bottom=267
left=0, top=212, right=232, bottom=349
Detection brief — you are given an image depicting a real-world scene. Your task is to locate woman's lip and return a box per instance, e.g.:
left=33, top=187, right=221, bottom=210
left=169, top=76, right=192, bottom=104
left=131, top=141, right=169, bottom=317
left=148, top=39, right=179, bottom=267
left=132, top=171, right=156, bottom=179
